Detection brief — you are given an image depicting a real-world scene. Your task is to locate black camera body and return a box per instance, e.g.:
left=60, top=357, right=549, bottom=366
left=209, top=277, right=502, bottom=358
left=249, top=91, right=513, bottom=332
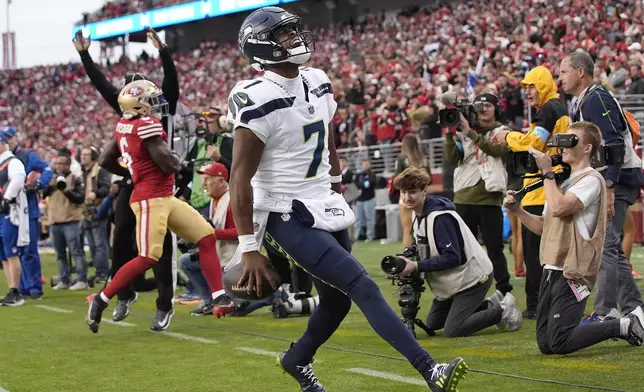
left=438, top=100, right=481, bottom=128
left=509, top=133, right=577, bottom=176
left=381, top=245, right=435, bottom=338
left=84, top=205, right=98, bottom=223
left=56, top=175, right=67, bottom=191
left=381, top=245, right=419, bottom=276
left=509, top=133, right=625, bottom=178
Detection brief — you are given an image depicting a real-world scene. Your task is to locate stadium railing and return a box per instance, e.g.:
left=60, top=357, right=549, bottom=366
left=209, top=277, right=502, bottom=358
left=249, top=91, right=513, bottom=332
left=337, top=95, right=644, bottom=178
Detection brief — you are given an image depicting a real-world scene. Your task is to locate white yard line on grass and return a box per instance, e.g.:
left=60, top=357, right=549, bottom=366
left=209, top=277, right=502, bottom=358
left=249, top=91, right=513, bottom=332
left=33, top=305, right=73, bottom=314
left=159, top=331, right=218, bottom=344
left=236, top=347, right=323, bottom=363
left=346, top=368, right=426, bottom=386
left=103, top=320, right=137, bottom=327
left=236, top=347, right=279, bottom=357
left=0, top=384, right=9, bottom=392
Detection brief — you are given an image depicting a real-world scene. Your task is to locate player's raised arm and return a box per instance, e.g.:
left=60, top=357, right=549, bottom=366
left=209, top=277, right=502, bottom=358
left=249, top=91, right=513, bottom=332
left=229, top=127, right=264, bottom=236
left=73, top=30, right=122, bottom=115
left=98, top=140, right=129, bottom=178
left=148, top=27, right=179, bottom=115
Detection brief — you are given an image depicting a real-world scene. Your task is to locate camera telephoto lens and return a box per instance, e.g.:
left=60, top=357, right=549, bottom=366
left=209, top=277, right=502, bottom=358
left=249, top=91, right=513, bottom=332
left=381, top=256, right=406, bottom=275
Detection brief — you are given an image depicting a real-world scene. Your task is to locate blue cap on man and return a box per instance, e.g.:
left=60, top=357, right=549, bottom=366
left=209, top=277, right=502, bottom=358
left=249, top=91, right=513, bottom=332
left=0, top=132, right=9, bottom=144
left=3, top=127, right=16, bottom=138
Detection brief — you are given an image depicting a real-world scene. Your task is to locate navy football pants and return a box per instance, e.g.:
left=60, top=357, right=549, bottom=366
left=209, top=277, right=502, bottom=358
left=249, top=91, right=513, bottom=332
left=263, top=210, right=434, bottom=373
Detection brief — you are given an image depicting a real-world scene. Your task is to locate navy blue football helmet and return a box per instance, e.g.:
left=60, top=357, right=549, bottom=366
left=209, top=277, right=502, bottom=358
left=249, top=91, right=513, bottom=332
left=238, top=6, right=315, bottom=71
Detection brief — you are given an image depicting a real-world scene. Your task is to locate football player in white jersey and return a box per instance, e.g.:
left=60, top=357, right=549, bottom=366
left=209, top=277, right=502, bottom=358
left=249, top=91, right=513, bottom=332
left=227, top=7, right=467, bottom=392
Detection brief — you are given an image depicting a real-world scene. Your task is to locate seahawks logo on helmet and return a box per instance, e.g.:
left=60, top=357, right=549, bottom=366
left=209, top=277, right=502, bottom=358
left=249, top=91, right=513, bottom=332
left=237, top=6, right=315, bottom=71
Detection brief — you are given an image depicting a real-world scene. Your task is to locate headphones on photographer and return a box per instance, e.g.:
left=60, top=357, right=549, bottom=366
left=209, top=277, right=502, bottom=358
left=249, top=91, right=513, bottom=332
left=88, top=146, right=99, bottom=161
left=474, top=93, right=502, bottom=121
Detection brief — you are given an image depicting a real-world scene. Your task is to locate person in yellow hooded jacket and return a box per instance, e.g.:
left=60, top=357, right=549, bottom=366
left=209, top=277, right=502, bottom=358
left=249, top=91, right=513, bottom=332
left=493, top=66, right=570, bottom=319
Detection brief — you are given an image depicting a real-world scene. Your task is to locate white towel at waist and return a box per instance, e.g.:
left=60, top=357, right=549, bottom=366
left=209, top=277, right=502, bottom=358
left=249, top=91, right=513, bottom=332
left=9, top=191, right=29, bottom=247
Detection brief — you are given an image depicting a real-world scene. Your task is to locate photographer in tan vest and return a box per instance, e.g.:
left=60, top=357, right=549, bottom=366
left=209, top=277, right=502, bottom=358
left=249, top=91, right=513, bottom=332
left=504, top=122, right=644, bottom=354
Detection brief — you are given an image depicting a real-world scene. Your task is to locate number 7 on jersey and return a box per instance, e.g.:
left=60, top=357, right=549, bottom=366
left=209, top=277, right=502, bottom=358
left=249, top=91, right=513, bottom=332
left=303, top=120, right=326, bottom=178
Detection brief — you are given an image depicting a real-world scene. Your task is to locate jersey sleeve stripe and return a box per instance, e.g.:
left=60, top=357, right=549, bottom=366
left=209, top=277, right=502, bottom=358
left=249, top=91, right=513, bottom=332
left=138, top=123, right=162, bottom=131
left=138, top=126, right=164, bottom=135
left=310, top=83, right=333, bottom=98
left=138, top=130, right=163, bottom=139
left=243, top=80, right=263, bottom=89
left=240, top=97, right=295, bottom=124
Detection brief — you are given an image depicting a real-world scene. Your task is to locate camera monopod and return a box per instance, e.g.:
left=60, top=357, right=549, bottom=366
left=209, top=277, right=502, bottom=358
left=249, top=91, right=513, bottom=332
left=511, top=166, right=571, bottom=205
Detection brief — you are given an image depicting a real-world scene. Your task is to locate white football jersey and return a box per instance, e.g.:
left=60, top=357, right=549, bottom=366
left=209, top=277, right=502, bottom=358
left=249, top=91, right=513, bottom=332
left=227, top=66, right=337, bottom=212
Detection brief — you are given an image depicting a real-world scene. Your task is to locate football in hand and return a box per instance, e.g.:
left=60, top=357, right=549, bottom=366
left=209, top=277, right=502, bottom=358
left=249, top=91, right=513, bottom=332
left=223, top=261, right=281, bottom=301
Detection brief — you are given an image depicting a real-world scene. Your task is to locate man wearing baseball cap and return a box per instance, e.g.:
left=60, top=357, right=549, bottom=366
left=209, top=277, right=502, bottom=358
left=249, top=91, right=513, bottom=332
left=0, top=131, right=28, bottom=306
left=443, top=92, right=517, bottom=308
left=180, top=162, right=238, bottom=316
left=4, top=126, right=53, bottom=300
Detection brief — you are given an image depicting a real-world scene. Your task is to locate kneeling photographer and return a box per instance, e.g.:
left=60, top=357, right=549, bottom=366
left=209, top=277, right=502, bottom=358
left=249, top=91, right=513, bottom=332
left=389, top=167, right=522, bottom=338
left=504, top=122, right=644, bottom=354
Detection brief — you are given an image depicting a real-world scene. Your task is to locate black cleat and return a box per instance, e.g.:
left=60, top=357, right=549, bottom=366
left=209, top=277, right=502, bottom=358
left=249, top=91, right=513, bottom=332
left=87, top=293, right=108, bottom=333
left=424, top=357, right=468, bottom=392
left=150, top=308, right=175, bottom=332
left=112, top=292, right=139, bottom=322
left=522, top=309, right=537, bottom=320
left=277, top=347, right=325, bottom=392
left=625, top=312, right=644, bottom=346
left=190, top=302, right=214, bottom=316
left=212, top=294, right=235, bottom=318
left=2, top=291, right=24, bottom=307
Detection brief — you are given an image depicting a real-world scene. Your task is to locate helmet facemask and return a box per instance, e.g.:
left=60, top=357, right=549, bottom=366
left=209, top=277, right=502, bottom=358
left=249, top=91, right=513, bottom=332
left=243, top=14, right=315, bottom=71
left=272, top=20, right=315, bottom=65
left=119, top=80, right=169, bottom=120
left=148, top=92, right=169, bottom=119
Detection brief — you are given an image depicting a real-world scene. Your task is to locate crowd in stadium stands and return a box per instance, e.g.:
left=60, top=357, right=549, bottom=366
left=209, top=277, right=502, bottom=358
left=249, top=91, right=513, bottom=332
left=1, top=0, right=644, bottom=165
left=76, top=0, right=187, bottom=25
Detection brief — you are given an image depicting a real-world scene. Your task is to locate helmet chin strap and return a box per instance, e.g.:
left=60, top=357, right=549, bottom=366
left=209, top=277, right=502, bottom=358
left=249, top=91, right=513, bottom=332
left=287, top=45, right=311, bottom=65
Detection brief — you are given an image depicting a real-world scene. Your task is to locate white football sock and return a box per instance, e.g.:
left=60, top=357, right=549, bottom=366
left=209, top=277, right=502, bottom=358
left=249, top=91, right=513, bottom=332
left=620, top=318, right=630, bottom=337
left=100, top=292, right=110, bottom=303
left=212, top=289, right=226, bottom=301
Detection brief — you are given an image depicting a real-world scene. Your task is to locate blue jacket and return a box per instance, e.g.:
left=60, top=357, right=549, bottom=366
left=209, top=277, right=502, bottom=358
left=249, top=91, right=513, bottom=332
left=574, top=86, right=644, bottom=188
left=13, top=146, right=53, bottom=219
left=417, top=196, right=467, bottom=272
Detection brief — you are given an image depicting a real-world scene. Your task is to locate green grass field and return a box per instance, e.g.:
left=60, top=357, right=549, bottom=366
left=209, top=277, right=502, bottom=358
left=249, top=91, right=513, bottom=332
left=1, top=242, right=643, bottom=392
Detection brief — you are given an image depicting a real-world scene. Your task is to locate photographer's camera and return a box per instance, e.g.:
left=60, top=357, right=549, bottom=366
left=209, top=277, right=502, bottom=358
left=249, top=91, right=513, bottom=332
left=380, top=245, right=435, bottom=338
left=438, top=100, right=481, bottom=128
left=56, top=175, right=67, bottom=191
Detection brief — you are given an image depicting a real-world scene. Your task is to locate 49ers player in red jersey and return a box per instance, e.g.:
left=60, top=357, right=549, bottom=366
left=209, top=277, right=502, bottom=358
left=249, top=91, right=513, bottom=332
left=87, top=80, right=235, bottom=333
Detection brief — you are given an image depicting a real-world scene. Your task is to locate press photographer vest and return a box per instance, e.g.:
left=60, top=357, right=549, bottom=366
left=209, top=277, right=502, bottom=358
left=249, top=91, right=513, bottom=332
left=540, top=169, right=607, bottom=290
left=453, top=127, right=507, bottom=195
left=413, top=210, right=493, bottom=300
